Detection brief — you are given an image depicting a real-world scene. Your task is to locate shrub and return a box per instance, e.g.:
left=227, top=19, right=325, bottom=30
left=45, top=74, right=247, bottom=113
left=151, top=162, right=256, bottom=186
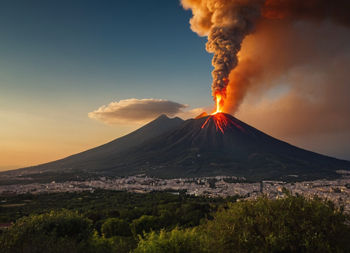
left=131, top=215, right=160, bottom=236
left=134, top=195, right=350, bottom=253
left=0, top=209, right=92, bottom=253
left=101, top=218, right=132, bottom=237
left=134, top=227, right=202, bottom=253
left=202, top=195, right=350, bottom=253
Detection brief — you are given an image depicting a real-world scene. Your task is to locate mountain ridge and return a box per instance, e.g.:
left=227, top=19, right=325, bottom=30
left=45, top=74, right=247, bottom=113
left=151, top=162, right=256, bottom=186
left=107, top=113, right=350, bottom=180
left=0, top=114, right=183, bottom=181
left=1, top=113, right=349, bottom=183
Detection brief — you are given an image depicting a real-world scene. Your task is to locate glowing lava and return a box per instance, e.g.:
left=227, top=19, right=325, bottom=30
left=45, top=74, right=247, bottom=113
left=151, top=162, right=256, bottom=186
left=212, top=85, right=227, bottom=115
left=214, top=93, right=224, bottom=114
left=201, top=113, right=246, bottom=134
left=201, top=89, right=246, bottom=133
left=200, top=89, right=230, bottom=133
left=201, top=113, right=227, bottom=133
left=201, top=85, right=242, bottom=133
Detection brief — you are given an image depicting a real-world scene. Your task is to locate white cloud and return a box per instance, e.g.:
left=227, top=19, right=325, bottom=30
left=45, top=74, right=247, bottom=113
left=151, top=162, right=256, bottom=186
left=88, top=98, right=188, bottom=124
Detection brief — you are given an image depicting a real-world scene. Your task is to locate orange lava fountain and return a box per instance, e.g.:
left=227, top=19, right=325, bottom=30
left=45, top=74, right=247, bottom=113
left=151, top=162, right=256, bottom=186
left=213, top=92, right=224, bottom=114
left=201, top=113, right=232, bottom=133
left=201, top=89, right=236, bottom=133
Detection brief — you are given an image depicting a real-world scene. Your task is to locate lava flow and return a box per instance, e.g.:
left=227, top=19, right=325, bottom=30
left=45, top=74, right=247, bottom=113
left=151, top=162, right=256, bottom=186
left=201, top=113, right=230, bottom=133
left=201, top=91, right=235, bottom=133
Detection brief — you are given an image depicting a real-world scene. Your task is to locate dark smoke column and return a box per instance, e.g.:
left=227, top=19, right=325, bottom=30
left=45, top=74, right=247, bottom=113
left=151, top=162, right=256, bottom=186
left=181, top=0, right=263, bottom=107
left=182, top=0, right=350, bottom=113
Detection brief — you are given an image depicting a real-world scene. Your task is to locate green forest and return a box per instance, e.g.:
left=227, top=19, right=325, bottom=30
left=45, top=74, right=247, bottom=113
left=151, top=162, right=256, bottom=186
left=1, top=190, right=349, bottom=253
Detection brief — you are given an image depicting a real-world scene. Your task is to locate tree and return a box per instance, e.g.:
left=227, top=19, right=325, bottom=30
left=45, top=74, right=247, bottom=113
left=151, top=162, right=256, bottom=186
left=101, top=218, right=132, bottom=238
left=202, top=195, right=350, bottom=253
left=0, top=209, right=93, bottom=253
left=131, top=215, right=160, bottom=236
left=134, top=227, right=202, bottom=253
left=134, top=195, right=350, bottom=253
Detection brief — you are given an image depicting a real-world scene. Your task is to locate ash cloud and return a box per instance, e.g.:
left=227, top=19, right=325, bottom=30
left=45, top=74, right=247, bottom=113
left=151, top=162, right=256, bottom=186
left=88, top=98, right=187, bottom=124
left=234, top=21, right=350, bottom=159
left=262, top=0, right=350, bottom=26
left=182, top=0, right=350, bottom=108
left=181, top=0, right=350, bottom=158
left=181, top=0, right=264, bottom=99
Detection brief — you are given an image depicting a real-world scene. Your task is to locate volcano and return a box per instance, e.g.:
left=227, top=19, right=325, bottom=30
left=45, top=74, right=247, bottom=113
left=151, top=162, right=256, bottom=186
left=2, top=113, right=349, bottom=183
left=110, top=113, right=350, bottom=180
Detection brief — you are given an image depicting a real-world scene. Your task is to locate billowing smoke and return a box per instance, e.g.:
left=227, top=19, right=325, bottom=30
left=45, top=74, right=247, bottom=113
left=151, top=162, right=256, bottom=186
left=262, top=0, right=350, bottom=26
left=181, top=0, right=350, bottom=112
left=234, top=20, right=350, bottom=160
left=181, top=0, right=264, bottom=103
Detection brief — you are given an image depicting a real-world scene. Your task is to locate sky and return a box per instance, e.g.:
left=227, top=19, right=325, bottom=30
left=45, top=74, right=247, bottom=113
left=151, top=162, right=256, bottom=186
left=1, top=0, right=350, bottom=171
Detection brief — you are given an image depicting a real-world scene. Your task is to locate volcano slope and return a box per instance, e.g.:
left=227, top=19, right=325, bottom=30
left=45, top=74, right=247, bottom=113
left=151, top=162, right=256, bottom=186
left=2, top=113, right=350, bottom=183
left=109, top=113, right=350, bottom=181
left=0, top=114, right=184, bottom=184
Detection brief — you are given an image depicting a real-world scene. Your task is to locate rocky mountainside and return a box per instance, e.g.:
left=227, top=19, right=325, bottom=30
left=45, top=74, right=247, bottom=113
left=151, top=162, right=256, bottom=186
left=1, top=113, right=349, bottom=183
left=108, top=113, right=350, bottom=181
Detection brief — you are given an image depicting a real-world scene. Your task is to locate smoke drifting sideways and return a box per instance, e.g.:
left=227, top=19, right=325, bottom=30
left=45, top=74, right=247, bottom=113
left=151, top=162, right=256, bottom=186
left=181, top=0, right=350, bottom=112
left=234, top=21, right=350, bottom=160
left=230, top=13, right=350, bottom=160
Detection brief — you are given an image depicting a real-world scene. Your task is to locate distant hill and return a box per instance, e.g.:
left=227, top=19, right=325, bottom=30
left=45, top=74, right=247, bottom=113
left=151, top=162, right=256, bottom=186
left=1, top=113, right=350, bottom=184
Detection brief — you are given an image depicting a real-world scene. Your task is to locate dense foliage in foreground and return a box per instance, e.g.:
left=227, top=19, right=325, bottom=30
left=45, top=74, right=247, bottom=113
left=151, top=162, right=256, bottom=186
left=1, top=192, right=350, bottom=253
left=136, top=195, right=350, bottom=253
left=0, top=190, right=230, bottom=224
left=0, top=190, right=232, bottom=252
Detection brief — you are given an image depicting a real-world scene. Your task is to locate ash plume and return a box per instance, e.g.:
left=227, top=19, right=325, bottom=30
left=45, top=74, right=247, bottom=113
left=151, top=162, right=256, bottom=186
left=181, top=0, right=264, bottom=100
left=181, top=0, right=350, bottom=112
left=262, top=0, right=350, bottom=26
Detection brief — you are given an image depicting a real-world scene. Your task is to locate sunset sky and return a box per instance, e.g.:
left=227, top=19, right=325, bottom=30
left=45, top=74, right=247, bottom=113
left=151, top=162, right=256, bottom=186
left=1, top=0, right=350, bottom=171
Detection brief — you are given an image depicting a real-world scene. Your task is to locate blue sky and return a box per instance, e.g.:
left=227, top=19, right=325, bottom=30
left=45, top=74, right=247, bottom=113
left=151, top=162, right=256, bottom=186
left=0, top=0, right=216, bottom=169
left=0, top=0, right=213, bottom=111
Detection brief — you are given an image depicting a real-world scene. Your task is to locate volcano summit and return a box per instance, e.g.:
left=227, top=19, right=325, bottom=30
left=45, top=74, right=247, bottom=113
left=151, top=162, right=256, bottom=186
left=2, top=113, right=350, bottom=183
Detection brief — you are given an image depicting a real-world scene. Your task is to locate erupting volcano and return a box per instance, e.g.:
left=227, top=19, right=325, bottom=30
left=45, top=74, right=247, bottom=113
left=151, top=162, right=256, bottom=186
left=202, top=89, right=232, bottom=134
left=182, top=0, right=350, bottom=114
left=2, top=0, right=350, bottom=185
left=5, top=113, right=349, bottom=183
left=202, top=113, right=245, bottom=134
